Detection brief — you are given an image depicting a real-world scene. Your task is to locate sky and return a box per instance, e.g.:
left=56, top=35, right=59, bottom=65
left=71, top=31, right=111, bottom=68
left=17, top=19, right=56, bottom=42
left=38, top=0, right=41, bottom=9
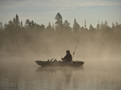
left=0, top=0, right=121, bottom=28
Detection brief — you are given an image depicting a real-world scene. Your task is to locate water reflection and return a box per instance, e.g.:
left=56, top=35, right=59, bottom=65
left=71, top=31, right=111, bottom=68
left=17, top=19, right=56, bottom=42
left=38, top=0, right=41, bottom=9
left=0, top=58, right=121, bottom=90
left=36, top=66, right=84, bottom=90
left=36, top=66, right=84, bottom=72
left=36, top=66, right=84, bottom=83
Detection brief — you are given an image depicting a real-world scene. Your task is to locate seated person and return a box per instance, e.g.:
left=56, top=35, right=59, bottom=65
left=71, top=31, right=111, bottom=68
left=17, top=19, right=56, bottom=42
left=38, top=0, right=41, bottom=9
left=62, top=50, right=72, bottom=62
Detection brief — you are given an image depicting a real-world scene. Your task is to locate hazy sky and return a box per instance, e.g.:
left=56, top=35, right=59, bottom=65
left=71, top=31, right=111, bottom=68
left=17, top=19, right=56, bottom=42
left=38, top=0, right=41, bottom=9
left=0, top=0, right=121, bottom=27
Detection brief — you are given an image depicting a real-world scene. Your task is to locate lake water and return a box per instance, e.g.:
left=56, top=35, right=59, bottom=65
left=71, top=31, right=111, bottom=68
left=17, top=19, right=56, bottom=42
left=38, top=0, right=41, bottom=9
left=0, top=57, right=121, bottom=90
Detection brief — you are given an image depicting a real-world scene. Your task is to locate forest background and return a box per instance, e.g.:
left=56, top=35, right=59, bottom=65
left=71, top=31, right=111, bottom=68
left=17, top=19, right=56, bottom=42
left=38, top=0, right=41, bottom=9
left=0, top=13, right=121, bottom=58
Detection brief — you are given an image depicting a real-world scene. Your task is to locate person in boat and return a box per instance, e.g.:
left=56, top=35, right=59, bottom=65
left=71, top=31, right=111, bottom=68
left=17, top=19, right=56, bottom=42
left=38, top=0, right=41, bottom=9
left=62, top=50, right=72, bottom=62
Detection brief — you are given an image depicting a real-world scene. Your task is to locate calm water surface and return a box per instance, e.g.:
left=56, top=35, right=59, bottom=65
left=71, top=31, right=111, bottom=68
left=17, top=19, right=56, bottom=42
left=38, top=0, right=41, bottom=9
left=0, top=57, right=121, bottom=90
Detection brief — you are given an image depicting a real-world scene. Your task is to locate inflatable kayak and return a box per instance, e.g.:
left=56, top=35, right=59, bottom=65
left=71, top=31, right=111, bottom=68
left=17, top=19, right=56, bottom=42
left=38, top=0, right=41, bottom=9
left=35, top=60, right=84, bottom=67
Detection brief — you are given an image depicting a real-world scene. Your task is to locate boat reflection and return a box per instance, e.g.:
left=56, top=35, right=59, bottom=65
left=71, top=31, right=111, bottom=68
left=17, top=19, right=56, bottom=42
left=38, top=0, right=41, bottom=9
left=36, top=66, right=84, bottom=85
left=36, top=66, right=84, bottom=73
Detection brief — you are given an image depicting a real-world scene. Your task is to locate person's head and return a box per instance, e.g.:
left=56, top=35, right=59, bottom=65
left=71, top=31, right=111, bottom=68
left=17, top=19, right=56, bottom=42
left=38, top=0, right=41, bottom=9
left=66, top=50, right=70, bottom=54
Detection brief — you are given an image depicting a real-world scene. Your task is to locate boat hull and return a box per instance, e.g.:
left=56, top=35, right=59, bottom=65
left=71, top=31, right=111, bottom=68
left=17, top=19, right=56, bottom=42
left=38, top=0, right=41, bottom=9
left=35, top=61, right=84, bottom=67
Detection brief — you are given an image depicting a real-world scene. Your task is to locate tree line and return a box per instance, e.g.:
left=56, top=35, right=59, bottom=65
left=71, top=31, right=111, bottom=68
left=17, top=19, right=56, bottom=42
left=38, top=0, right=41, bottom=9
left=0, top=13, right=121, bottom=56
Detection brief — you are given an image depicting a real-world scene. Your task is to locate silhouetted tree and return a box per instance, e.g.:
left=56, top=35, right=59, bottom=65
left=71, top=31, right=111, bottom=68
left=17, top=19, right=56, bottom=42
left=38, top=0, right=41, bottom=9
left=84, top=20, right=86, bottom=28
left=89, top=24, right=95, bottom=32
left=55, top=12, right=63, bottom=33
left=20, top=21, right=23, bottom=28
left=63, top=20, right=71, bottom=32
left=15, top=14, right=20, bottom=28
left=55, top=12, right=62, bottom=27
left=45, top=22, right=52, bottom=34
left=100, top=21, right=111, bottom=32
left=73, top=19, right=80, bottom=33
left=40, top=24, right=45, bottom=31
left=112, top=22, right=115, bottom=29
left=97, top=22, right=100, bottom=30
left=47, top=22, right=51, bottom=29
left=11, top=14, right=20, bottom=31
left=25, top=19, right=30, bottom=29
left=0, top=22, right=3, bottom=30
left=114, top=22, right=121, bottom=31
left=63, top=20, right=72, bottom=39
left=80, top=26, right=84, bottom=31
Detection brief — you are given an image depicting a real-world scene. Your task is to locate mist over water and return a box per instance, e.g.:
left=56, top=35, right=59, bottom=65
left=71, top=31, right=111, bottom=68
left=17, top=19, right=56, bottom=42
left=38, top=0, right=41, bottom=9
left=0, top=56, right=121, bottom=90
left=0, top=13, right=121, bottom=90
